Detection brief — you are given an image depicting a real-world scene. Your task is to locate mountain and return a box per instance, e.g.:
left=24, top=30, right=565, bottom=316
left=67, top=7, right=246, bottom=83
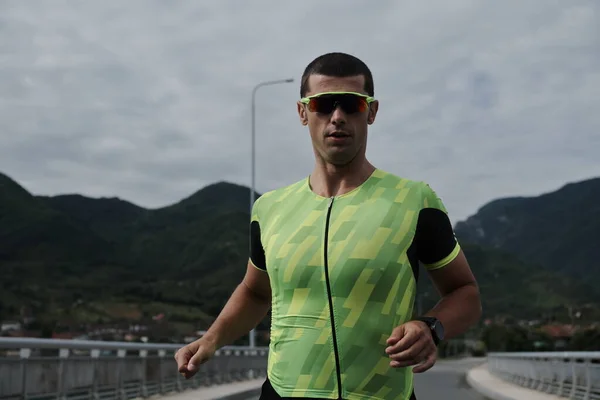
left=123, top=182, right=257, bottom=276
left=1, top=174, right=259, bottom=335
left=1, top=171, right=599, bottom=339
left=0, top=173, right=115, bottom=267
left=417, top=242, right=599, bottom=321
left=454, top=177, right=600, bottom=281
left=38, top=194, right=145, bottom=243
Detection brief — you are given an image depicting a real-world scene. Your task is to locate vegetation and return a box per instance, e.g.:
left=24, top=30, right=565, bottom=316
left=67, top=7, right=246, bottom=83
left=454, top=177, right=600, bottom=281
left=1, top=171, right=599, bottom=345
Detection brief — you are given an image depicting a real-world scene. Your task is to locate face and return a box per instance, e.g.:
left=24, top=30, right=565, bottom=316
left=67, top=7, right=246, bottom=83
left=297, top=74, right=379, bottom=167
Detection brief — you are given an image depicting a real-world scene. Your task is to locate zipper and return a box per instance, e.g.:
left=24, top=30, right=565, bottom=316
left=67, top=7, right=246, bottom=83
left=324, top=196, right=343, bottom=399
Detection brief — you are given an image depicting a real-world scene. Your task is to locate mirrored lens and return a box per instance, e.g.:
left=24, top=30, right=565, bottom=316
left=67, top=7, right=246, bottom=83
left=308, top=94, right=368, bottom=114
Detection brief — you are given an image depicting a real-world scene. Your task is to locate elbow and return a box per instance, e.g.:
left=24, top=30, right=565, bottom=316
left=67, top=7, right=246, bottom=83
left=470, top=283, right=483, bottom=323
left=452, top=282, right=482, bottom=325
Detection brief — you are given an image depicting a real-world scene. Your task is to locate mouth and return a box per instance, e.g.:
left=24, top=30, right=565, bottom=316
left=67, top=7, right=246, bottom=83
left=326, top=131, right=351, bottom=138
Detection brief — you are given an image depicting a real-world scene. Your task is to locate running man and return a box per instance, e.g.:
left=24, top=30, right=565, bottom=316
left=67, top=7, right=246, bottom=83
left=175, top=52, right=482, bottom=400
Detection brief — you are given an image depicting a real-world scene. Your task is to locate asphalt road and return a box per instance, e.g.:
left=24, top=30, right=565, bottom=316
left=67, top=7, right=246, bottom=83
left=413, top=357, right=490, bottom=400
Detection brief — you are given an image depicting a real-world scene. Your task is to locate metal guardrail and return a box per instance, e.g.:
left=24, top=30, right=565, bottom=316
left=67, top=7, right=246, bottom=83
left=487, top=351, right=600, bottom=400
left=0, top=337, right=268, bottom=400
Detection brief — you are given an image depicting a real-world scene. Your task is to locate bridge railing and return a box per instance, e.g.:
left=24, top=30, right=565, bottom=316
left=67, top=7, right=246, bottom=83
left=0, top=337, right=268, bottom=400
left=487, top=351, right=600, bottom=400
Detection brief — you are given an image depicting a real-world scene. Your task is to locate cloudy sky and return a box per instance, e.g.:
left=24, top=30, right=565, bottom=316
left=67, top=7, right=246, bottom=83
left=1, top=0, right=598, bottom=222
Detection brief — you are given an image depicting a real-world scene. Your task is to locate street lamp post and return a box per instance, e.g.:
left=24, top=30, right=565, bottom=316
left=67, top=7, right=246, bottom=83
left=249, top=78, right=294, bottom=348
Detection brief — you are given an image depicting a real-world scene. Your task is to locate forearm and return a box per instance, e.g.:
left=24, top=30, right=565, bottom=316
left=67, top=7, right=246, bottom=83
left=425, top=283, right=481, bottom=339
left=202, top=283, right=271, bottom=349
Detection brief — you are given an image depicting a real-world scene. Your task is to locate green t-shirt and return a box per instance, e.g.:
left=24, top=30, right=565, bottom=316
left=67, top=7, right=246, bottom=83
left=250, top=169, right=460, bottom=400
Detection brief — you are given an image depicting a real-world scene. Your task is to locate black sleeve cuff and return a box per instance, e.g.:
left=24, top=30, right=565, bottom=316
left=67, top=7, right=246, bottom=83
left=250, top=220, right=267, bottom=271
left=415, top=208, right=459, bottom=268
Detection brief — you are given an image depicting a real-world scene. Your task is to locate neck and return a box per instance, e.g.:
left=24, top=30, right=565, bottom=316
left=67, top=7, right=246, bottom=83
left=309, top=155, right=376, bottom=198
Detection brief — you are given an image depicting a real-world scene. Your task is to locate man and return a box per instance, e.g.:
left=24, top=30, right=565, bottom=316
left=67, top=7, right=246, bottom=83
left=175, top=52, right=482, bottom=400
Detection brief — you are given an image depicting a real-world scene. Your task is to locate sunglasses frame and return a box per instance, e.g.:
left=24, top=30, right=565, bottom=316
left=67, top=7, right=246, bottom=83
left=299, top=91, right=376, bottom=114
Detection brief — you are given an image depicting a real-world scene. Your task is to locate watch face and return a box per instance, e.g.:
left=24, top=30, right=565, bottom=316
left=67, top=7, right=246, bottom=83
left=433, top=320, right=445, bottom=340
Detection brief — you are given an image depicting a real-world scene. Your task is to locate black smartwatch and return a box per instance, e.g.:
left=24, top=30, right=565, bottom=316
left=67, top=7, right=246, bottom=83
left=415, top=316, right=445, bottom=345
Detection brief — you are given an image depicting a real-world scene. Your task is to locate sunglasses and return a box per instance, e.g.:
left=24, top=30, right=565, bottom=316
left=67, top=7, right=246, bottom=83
left=300, top=91, right=375, bottom=114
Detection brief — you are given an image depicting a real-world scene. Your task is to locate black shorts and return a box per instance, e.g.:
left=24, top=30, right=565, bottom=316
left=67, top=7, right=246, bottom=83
left=259, top=378, right=417, bottom=400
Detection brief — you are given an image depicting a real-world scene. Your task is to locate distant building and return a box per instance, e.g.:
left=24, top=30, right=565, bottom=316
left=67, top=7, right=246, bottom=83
left=540, top=324, right=577, bottom=349
left=1, top=321, right=21, bottom=333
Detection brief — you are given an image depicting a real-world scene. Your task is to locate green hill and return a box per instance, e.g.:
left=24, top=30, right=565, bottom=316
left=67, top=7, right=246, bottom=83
left=0, top=174, right=114, bottom=265
left=417, top=243, right=599, bottom=321
left=1, top=171, right=598, bottom=338
left=454, top=177, right=600, bottom=281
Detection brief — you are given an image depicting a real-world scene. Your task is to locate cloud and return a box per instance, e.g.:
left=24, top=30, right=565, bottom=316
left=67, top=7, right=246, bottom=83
left=0, top=0, right=598, bottom=221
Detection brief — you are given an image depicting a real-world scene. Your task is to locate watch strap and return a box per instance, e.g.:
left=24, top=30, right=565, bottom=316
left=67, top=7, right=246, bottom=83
left=415, top=316, right=441, bottom=345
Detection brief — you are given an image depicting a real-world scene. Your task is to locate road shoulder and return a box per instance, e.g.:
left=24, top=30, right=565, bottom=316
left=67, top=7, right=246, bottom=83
left=466, top=363, right=564, bottom=400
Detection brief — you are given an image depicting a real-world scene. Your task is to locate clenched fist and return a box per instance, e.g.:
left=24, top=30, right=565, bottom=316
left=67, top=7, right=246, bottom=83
left=385, top=320, right=437, bottom=373
left=174, top=338, right=217, bottom=379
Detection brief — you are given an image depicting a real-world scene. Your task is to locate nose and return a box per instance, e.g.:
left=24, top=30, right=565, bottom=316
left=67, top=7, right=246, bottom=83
left=330, top=105, right=347, bottom=126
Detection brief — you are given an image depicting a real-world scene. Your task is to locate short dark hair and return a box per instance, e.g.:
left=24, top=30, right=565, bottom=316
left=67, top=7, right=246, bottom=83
left=300, top=52, right=374, bottom=98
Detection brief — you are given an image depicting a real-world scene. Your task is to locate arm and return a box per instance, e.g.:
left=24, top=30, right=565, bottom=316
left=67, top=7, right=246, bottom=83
left=203, top=218, right=271, bottom=349
left=386, top=185, right=481, bottom=372
left=175, top=211, right=271, bottom=378
left=413, top=189, right=482, bottom=338
left=423, top=249, right=481, bottom=339
left=202, top=261, right=271, bottom=349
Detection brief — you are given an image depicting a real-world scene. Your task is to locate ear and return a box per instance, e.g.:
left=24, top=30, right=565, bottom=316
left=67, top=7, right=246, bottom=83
left=297, top=101, right=308, bottom=126
left=367, top=100, right=379, bottom=125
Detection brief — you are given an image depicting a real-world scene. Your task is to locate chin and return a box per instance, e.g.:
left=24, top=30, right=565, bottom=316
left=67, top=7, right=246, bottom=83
left=326, top=152, right=356, bottom=166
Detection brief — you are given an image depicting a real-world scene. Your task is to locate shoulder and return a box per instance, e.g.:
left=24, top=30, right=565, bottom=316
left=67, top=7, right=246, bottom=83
left=251, top=177, right=307, bottom=219
left=372, top=168, right=427, bottom=189
left=373, top=169, right=444, bottom=210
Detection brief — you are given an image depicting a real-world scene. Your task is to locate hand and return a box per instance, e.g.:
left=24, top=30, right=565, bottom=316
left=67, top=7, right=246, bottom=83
left=174, top=337, right=217, bottom=379
left=385, top=320, right=437, bottom=373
